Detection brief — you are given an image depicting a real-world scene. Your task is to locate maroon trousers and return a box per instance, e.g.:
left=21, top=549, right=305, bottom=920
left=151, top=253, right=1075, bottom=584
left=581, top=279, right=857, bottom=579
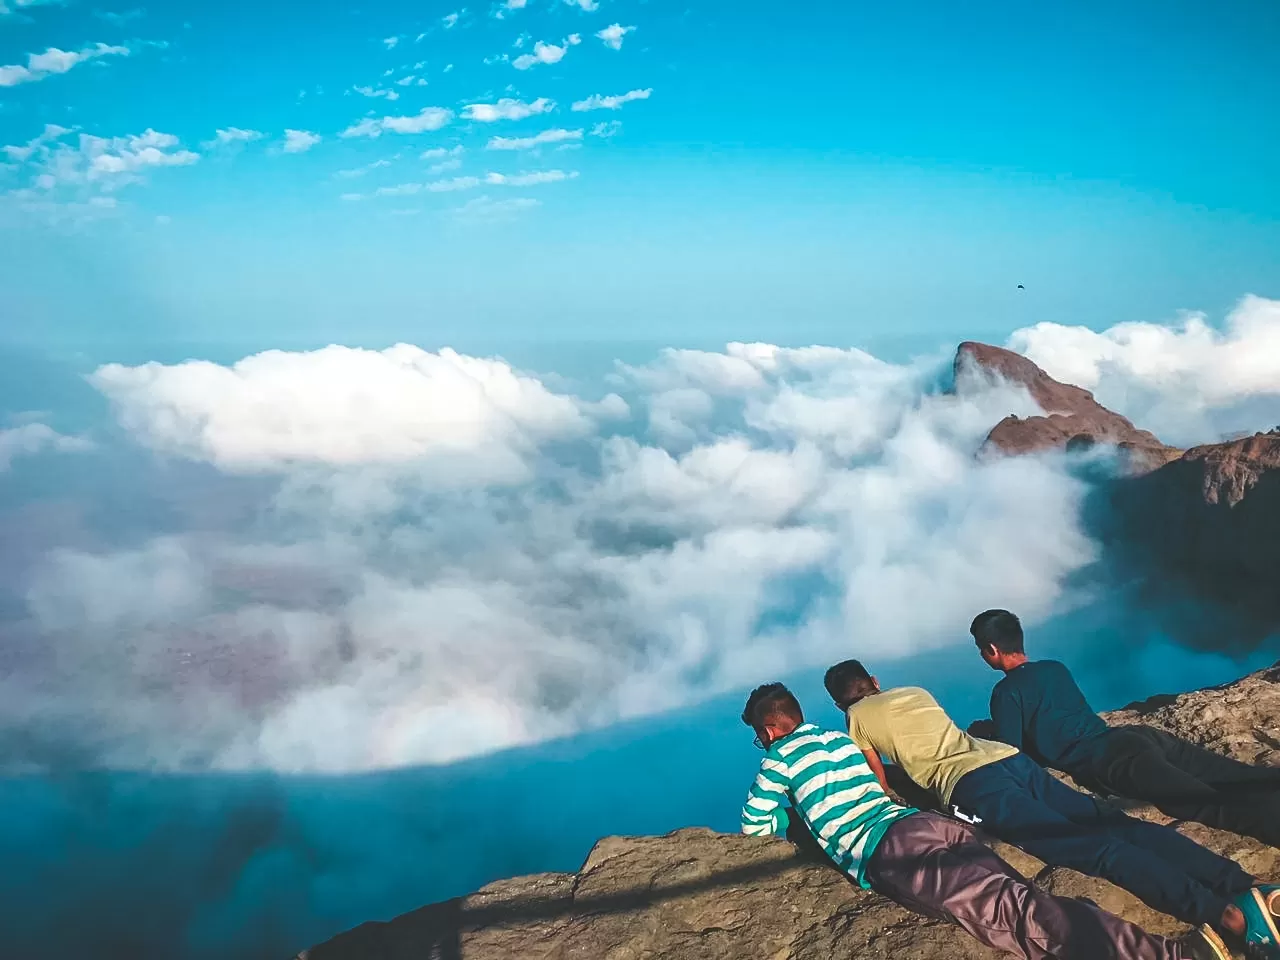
left=864, top=811, right=1190, bottom=960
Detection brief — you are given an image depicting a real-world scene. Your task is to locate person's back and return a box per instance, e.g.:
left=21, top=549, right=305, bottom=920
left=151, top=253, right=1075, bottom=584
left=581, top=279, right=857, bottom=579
left=742, top=720, right=916, bottom=885
left=845, top=685, right=1017, bottom=807
left=990, top=659, right=1109, bottom=774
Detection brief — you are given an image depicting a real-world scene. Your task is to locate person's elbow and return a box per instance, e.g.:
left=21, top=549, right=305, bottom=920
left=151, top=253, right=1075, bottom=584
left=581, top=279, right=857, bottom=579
left=967, top=718, right=996, bottom=739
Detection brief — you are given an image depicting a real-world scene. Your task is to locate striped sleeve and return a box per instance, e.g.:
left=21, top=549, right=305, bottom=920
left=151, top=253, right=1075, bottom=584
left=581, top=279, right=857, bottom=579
left=741, top=759, right=791, bottom=837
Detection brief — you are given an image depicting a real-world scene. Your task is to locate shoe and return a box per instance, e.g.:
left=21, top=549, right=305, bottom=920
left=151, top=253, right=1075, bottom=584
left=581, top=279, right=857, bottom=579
left=1179, top=925, right=1231, bottom=960
left=1235, top=888, right=1280, bottom=959
left=1258, top=883, right=1280, bottom=919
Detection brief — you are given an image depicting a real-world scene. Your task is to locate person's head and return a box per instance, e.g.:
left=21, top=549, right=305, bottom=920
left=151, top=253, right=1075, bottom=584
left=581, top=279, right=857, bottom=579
left=741, top=682, right=804, bottom=750
left=970, top=608, right=1026, bottom=671
left=823, top=659, right=879, bottom=712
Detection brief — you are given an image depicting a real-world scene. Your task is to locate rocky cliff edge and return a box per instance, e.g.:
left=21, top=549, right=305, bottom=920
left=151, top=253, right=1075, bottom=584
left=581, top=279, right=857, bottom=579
left=297, top=664, right=1280, bottom=960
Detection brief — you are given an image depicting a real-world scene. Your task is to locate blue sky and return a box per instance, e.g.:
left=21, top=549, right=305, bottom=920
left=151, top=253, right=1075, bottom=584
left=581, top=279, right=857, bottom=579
left=0, top=0, right=1277, bottom=353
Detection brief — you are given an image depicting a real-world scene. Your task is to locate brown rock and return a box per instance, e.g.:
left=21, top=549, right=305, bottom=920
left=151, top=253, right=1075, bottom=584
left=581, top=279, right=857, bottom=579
left=297, top=666, right=1280, bottom=960
left=953, top=341, right=1179, bottom=471
left=1106, top=432, right=1280, bottom=629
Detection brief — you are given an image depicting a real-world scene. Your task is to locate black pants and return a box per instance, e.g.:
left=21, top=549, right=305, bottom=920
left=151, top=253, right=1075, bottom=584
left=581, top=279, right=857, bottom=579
left=950, top=753, right=1254, bottom=927
left=1081, top=726, right=1280, bottom=848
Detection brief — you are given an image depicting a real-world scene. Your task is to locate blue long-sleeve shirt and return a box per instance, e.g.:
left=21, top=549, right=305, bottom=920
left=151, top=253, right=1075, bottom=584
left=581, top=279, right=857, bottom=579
left=989, top=660, right=1110, bottom=774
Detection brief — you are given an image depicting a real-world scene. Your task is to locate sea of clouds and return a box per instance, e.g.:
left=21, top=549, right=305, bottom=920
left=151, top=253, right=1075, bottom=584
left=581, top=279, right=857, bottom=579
left=3, top=295, right=1280, bottom=778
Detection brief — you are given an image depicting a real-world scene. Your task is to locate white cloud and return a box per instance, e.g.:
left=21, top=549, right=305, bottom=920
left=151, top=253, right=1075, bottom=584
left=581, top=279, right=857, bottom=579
left=2, top=123, right=72, bottom=162
left=336, top=157, right=394, bottom=179
left=563, top=0, right=598, bottom=9
left=79, top=130, right=199, bottom=182
left=0, top=42, right=129, bottom=87
left=442, top=11, right=460, bottom=28
left=340, top=192, right=364, bottom=201
left=341, top=107, right=454, bottom=139
left=571, top=87, right=652, bottom=111
left=427, top=156, right=463, bottom=175
left=92, top=345, right=595, bottom=477
left=5, top=127, right=200, bottom=201
left=512, top=35, right=580, bottom=70
left=590, top=120, right=622, bottom=138
left=1008, top=294, right=1280, bottom=447
left=383, top=36, right=400, bottom=49
left=420, top=145, right=464, bottom=160
left=282, top=129, right=321, bottom=154
left=366, top=176, right=481, bottom=197
left=374, top=183, right=423, bottom=197
left=484, top=169, right=576, bottom=186
left=595, top=23, right=635, bottom=50
left=354, top=85, right=400, bottom=101
left=421, top=145, right=464, bottom=174
left=494, top=0, right=527, bottom=15
left=201, top=127, right=265, bottom=149
left=95, top=7, right=144, bottom=25
left=453, top=195, right=541, bottom=222
left=486, top=128, right=582, bottom=150
left=395, top=75, right=420, bottom=86
left=427, top=175, right=481, bottom=192
left=461, top=97, right=554, bottom=122
left=0, top=423, right=91, bottom=471
left=0, top=0, right=66, bottom=15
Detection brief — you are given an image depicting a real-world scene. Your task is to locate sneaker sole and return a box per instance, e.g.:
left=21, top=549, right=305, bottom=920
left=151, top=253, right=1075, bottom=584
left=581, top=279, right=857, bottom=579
left=1196, top=924, right=1233, bottom=960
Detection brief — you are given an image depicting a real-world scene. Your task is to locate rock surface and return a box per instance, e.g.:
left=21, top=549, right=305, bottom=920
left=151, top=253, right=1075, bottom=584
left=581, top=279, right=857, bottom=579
left=297, top=664, right=1280, bottom=960
left=954, top=341, right=1180, bottom=471
left=1104, top=431, right=1280, bottom=626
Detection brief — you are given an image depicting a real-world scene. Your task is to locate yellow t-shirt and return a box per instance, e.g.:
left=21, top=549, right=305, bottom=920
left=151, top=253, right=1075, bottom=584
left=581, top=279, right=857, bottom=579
left=846, top=686, right=1018, bottom=806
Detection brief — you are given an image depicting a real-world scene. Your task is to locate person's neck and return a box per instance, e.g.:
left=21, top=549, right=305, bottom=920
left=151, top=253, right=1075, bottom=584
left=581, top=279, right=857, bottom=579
left=1002, top=653, right=1029, bottom=673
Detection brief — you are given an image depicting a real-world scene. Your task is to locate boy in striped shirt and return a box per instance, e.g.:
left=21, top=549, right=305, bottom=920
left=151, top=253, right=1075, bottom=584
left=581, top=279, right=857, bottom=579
left=740, top=681, right=1231, bottom=960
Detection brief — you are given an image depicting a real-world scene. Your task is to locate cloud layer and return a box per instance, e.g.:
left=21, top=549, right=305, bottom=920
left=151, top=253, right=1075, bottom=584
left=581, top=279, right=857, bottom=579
left=8, top=298, right=1280, bottom=776
left=9, top=337, right=1090, bottom=774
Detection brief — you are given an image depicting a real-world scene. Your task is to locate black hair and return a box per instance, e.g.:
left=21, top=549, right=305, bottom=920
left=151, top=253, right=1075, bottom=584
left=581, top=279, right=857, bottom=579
left=741, top=683, right=803, bottom=729
left=823, top=659, right=874, bottom=708
left=970, top=608, right=1024, bottom=654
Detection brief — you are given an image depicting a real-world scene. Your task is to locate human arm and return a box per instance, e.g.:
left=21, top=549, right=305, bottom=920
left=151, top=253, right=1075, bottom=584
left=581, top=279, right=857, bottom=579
left=859, top=743, right=893, bottom=796
left=741, top=759, right=791, bottom=837
left=967, top=718, right=996, bottom=740
left=988, top=684, right=1024, bottom=750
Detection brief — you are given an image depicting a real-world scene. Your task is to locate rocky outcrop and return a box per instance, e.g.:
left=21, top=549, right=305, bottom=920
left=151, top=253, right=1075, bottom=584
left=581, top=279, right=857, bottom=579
left=954, top=341, right=1180, bottom=471
left=1102, top=430, right=1280, bottom=631
left=296, top=665, right=1280, bottom=960
left=1106, top=662, right=1280, bottom=766
left=956, top=341, right=1280, bottom=631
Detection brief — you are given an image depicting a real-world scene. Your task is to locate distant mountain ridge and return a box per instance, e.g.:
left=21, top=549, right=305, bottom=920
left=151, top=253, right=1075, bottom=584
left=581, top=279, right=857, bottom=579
left=956, top=340, right=1280, bottom=627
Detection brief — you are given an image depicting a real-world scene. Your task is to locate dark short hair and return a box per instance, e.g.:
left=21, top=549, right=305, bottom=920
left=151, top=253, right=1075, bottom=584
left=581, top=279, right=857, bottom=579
left=823, top=659, right=874, bottom=707
left=741, top=683, right=803, bottom=729
left=970, top=609, right=1024, bottom=654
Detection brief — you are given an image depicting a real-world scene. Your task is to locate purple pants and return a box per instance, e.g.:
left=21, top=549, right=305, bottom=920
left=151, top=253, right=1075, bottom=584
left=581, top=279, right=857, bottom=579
left=864, top=811, right=1190, bottom=960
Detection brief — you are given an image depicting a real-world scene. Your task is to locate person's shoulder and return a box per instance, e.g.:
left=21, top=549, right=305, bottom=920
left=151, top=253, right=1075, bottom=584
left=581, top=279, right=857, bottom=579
left=885, top=684, right=930, bottom=698
left=1035, top=659, right=1076, bottom=680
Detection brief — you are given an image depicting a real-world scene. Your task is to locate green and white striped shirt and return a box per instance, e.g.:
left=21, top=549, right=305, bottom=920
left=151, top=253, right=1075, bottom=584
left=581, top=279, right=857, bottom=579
left=741, top=722, right=917, bottom=888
